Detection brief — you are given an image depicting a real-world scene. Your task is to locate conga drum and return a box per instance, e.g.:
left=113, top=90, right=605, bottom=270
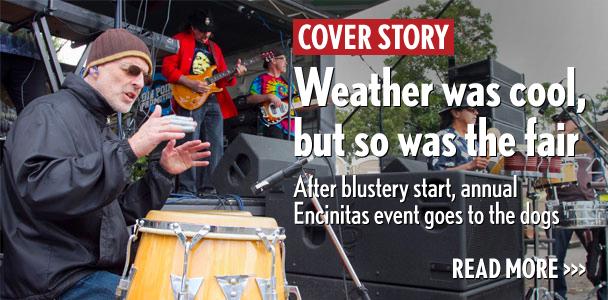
left=116, top=210, right=300, bottom=300
left=188, top=210, right=253, bottom=217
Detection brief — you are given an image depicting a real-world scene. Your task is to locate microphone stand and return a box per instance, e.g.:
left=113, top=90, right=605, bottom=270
left=115, top=0, right=124, bottom=139
left=559, top=107, right=608, bottom=166
left=558, top=106, right=608, bottom=300
left=301, top=173, right=372, bottom=300
left=340, top=0, right=455, bottom=171
left=252, top=166, right=372, bottom=299
left=286, top=38, right=294, bottom=141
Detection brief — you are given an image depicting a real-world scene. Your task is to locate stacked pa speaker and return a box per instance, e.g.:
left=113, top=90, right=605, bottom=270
left=265, top=171, right=524, bottom=299
left=223, top=95, right=259, bottom=145
left=212, top=133, right=331, bottom=197
left=449, top=58, right=526, bottom=144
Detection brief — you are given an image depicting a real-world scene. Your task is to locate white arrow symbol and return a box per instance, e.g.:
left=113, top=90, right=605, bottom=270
left=571, top=264, right=578, bottom=276
left=578, top=264, right=586, bottom=276
left=563, top=264, right=570, bottom=275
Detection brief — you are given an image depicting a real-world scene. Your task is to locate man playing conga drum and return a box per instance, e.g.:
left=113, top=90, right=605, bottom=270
left=1, top=29, right=210, bottom=299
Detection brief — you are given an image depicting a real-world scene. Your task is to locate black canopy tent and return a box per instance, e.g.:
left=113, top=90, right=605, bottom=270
left=1, top=0, right=386, bottom=58
left=0, top=0, right=386, bottom=140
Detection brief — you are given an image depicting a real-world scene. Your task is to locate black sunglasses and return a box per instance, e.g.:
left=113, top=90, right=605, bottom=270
left=119, top=63, right=152, bottom=86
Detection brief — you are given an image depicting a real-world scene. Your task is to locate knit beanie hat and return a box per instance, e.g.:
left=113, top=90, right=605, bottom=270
left=85, top=28, right=152, bottom=75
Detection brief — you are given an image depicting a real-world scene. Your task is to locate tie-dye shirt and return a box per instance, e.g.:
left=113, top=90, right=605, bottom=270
left=249, top=73, right=299, bottom=135
left=428, top=127, right=479, bottom=170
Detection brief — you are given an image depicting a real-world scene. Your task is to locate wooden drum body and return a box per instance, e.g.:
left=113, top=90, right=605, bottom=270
left=117, top=210, right=300, bottom=300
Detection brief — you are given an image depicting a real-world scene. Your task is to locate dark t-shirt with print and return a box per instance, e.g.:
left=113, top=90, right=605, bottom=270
left=190, top=41, right=215, bottom=75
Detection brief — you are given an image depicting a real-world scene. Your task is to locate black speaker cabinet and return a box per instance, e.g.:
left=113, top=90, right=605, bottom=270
left=224, top=109, right=259, bottom=128
left=381, top=157, right=429, bottom=173
left=266, top=171, right=523, bottom=291
left=287, top=274, right=524, bottom=300
left=212, top=133, right=331, bottom=197
left=449, top=58, right=526, bottom=144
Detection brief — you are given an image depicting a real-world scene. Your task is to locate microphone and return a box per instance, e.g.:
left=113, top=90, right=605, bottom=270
left=251, top=156, right=314, bottom=195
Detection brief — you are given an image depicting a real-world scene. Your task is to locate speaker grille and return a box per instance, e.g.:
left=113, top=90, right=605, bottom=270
left=266, top=171, right=523, bottom=291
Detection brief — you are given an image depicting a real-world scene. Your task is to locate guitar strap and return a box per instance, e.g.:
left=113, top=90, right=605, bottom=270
left=205, top=40, right=221, bottom=105
left=207, top=40, right=218, bottom=66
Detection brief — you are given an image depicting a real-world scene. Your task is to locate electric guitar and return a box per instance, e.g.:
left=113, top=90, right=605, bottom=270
left=171, top=51, right=274, bottom=111
left=260, top=98, right=319, bottom=125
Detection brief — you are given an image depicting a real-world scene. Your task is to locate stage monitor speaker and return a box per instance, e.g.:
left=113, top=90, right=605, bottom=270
left=265, top=171, right=523, bottom=291
left=224, top=125, right=257, bottom=146
left=448, top=58, right=524, bottom=87
left=232, top=95, right=257, bottom=110
left=212, top=133, right=331, bottom=197
left=224, top=109, right=258, bottom=128
left=287, top=274, right=524, bottom=300
left=381, top=157, right=428, bottom=173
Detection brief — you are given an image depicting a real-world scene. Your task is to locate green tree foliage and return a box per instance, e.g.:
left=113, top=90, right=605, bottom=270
left=597, top=83, right=608, bottom=103
left=337, top=0, right=497, bottom=160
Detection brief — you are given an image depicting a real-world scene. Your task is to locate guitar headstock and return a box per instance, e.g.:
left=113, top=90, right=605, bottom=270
left=261, top=50, right=275, bottom=62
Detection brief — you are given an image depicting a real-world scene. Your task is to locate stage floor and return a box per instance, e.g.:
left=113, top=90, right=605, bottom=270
left=525, top=237, right=603, bottom=300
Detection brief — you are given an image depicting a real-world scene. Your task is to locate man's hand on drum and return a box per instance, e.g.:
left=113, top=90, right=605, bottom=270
left=468, top=156, right=489, bottom=171
left=160, top=139, right=211, bottom=175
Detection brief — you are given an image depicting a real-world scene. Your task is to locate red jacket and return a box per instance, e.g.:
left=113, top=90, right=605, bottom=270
left=162, top=31, right=238, bottom=119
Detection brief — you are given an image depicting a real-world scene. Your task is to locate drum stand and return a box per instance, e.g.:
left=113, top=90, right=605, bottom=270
left=302, top=174, right=372, bottom=300
left=525, top=179, right=564, bottom=300
left=603, top=226, right=607, bottom=300
left=587, top=220, right=608, bottom=300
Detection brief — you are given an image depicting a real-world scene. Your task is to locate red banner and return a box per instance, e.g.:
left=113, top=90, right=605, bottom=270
left=293, top=19, right=454, bottom=56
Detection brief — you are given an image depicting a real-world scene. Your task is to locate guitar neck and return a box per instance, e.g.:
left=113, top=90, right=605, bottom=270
left=207, top=56, right=261, bottom=84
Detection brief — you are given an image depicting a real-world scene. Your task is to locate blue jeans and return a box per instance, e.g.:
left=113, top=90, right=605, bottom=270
left=553, top=228, right=574, bottom=299
left=59, top=271, right=119, bottom=300
left=176, top=97, right=223, bottom=194
left=553, top=228, right=607, bottom=300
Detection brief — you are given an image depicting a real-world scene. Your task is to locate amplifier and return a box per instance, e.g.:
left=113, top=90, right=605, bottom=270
left=287, top=274, right=524, bottom=300
left=449, top=58, right=526, bottom=143
left=266, top=171, right=523, bottom=291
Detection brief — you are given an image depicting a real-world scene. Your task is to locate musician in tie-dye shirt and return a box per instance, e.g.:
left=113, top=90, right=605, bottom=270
left=247, top=49, right=300, bottom=139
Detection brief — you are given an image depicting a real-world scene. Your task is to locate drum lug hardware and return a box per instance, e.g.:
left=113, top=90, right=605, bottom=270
left=286, top=285, right=302, bottom=300
left=256, top=229, right=281, bottom=300
left=170, top=274, right=203, bottom=300
left=116, top=221, right=143, bottom=300
left=170, top=223, right=210, bottom=300
left=256, top=278, right=277, bottom=300
left=115, top=265, right=137, bottom=300
left=216, top=275, right=250, bottom=300
left=280, top=240, right=290, bottom=299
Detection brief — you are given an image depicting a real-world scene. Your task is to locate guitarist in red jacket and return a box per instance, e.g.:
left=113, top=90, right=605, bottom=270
left=162, top=10, right=246, bottom=195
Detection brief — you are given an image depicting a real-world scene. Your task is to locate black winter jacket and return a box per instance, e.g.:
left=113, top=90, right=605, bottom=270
left=1, top=74, right=174, bottom=299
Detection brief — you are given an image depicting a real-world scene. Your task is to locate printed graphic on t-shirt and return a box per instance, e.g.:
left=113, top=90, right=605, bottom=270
left=190, top=42, right=215, bottom=75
